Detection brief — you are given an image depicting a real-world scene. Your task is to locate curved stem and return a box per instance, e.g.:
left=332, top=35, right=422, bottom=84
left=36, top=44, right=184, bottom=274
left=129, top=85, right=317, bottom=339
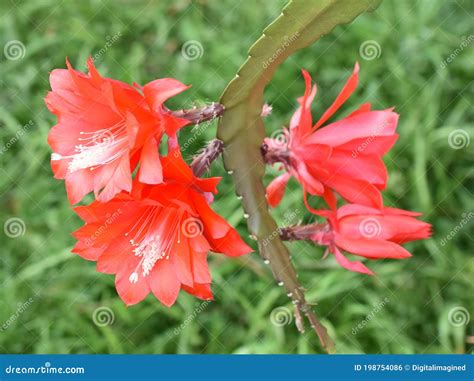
left=216, top=0, right=382, bottom=353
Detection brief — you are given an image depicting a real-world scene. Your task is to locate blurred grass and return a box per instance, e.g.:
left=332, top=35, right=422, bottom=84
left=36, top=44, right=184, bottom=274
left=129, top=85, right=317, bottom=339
left=0, top=0, right=472, bottom=354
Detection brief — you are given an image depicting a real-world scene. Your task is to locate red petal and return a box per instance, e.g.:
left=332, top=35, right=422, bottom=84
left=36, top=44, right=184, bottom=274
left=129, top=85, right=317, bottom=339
left=314, top=63, right=359, bottom=129
left=309, top=109, right=399, bottom=147
left=294, top=161, right=325, bottom=195
left=72, top=240, right=105, bottom=261
left=96, top=238, right=131, bottom=274
left=211, top=227, right=253, bottom=257
left=143, top=78, right=190, bottom=112
left=161, top=150, right=194, bottom=184
left=115, top=265, right=151, bottom=306
left=347, top=102, right=371, bottom=118
left=171, top=236, right=193, bottom=287
left=138, top=137, right=163, bottom=184
left=65, top=169, right=94, bottom=205
left=192, top=192, right=230, bottom=239
left=334, top=234, right=412, bottom=259
left=290, top=70, right=317, bottom=139
left=316, top=170, right=383, bottom=209
left=182, top=283, right=214, bottom=301
left=322, top=187, right=337, bottom=210
left=336, top=204, right=382, bottom=219
left=147, top=259, right=181, bottom=307
left=324, top=151, right=388, bottom=188
left=266, top=172, right=291, bottom=207
left=162, top=113, right=190, bottom=138
left=333, top=246, right=374, bottom=275
left=94, top=156, right=133, bottom=203
left=336, top=135, right=398, bottom=157
left=191, top=251, right=211, bottom=284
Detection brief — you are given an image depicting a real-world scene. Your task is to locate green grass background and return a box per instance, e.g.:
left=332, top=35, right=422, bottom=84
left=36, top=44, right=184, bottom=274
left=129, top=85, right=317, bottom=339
left=0, top=0, right=472, bottom=354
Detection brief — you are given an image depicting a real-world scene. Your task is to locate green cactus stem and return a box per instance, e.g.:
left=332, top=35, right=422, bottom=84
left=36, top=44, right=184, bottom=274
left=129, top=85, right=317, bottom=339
left=216, top=0, right=382, bottom=352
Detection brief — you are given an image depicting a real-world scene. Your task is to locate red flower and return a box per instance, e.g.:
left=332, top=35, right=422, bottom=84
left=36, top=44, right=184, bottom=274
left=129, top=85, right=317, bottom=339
left=71, top=152, right=252, bottom=306
left=46, top=58, right=190, bottom=204
left=265, top=64, right=399, bottom=210
left=308, top=204, right=431, bottom=275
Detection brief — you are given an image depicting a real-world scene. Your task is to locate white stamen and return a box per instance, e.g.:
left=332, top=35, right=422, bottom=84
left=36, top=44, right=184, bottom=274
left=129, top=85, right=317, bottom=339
left=129, top=272, right=138, bottom=284
left=58, top=120, right=129, bottom=173
left=126, top=207, right=184, bottom=282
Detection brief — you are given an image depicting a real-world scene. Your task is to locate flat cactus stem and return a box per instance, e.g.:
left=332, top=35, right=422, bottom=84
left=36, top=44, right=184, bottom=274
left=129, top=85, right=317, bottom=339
left=216, top=0, right=382, bottom=352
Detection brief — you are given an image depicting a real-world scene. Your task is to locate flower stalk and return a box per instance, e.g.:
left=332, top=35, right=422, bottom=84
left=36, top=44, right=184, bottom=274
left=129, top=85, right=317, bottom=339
left=279, top=223, right=331, bottom=242
left=170, top=102, right=225, bottom=124
left=191, top=139, right=225, bottom=177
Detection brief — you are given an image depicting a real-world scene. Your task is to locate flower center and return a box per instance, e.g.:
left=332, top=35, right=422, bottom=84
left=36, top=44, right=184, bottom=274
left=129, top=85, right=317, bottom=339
left=124, top=206, right=185, bottom=283
left=51, top=119, right=129, bottom=172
